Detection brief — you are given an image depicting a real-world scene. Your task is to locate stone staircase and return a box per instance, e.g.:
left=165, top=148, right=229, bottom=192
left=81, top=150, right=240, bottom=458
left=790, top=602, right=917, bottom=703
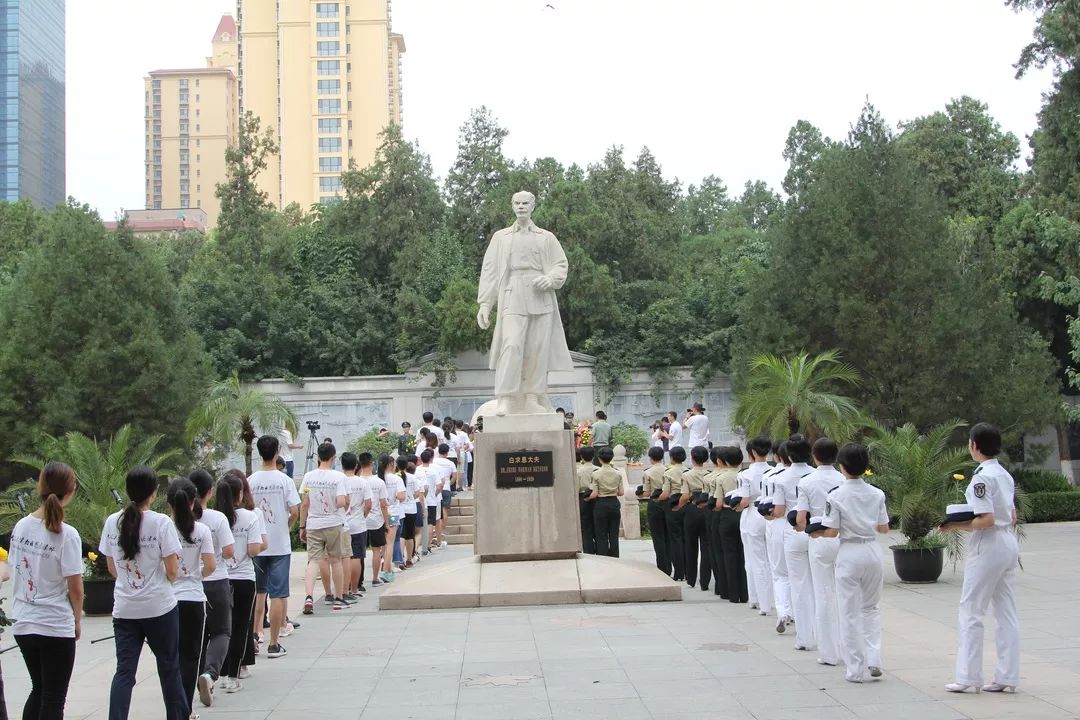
left=445, top=494, right=475, bottom=545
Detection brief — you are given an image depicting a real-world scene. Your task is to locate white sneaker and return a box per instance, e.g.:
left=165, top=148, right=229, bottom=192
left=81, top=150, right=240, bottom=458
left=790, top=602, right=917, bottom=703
left=238, top=666, right=251, bottom=679
left=197, top=673, right=214, bottom=707
left=223, top=678, right=242, bottom=693
left=440, top=540, right=448, bottom=548
left=279, top=622, right=294, bottom=638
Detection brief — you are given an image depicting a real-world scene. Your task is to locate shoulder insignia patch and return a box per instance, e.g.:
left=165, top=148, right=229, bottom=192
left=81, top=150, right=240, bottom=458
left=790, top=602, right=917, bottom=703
left=973, top=466, right=982, bottom=476
left=973, top=482, right=986, bottom=499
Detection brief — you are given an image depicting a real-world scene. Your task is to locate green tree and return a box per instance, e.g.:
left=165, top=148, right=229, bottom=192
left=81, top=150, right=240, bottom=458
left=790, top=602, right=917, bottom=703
left=215, top=111, right=278, bottom=262
left=445, top=106, right=511, bottom=268
left=185, top=373, right=298, bottom=476
left=0, top=203, right=208, bottom=465
left=680, top=175, right=731, bottom=236
left=733, top=351, right=862, bottom=440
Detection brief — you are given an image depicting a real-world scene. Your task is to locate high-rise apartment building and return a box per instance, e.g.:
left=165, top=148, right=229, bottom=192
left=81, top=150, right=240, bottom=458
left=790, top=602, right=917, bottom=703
left=0, top=0, right=65, bottom=208
left=237, top=0, right=404, bottom=208
left=144, top=15, right=238, bottom=227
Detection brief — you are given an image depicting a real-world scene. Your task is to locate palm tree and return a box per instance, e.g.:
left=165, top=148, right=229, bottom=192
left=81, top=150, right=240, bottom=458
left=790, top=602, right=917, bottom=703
left=867, top=419, right=971, bottom=551
left=0, top=425, right=181, bottom=553
left=186, top=372, right=298, bottom=475
left=733, top=350, right=862, bottom=441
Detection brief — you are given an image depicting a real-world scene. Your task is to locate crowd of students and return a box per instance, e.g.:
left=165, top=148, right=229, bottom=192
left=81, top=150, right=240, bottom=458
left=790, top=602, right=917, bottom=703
left=636, top=422, right=1022, bottom=692
left=0, top=418, right=1023, bottom=718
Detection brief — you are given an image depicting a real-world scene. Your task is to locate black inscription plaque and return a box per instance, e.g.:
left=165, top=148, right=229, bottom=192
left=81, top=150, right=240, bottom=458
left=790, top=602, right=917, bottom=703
left=494, top=450, right=555, bottom=489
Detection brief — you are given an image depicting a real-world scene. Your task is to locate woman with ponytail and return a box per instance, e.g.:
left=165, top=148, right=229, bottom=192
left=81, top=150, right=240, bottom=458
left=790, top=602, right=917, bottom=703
left=100, top=466, right=187, bottom=720
left=397, top=455, right=420, bottom=569
left=9, top=461, right=82, bottom=720
left=378, top=454, right=406, bottom=584
left=166, top=478, right=215, bottom=716
left=188, top=469, right=235, bottom=708
left=218, top=471, right=263, bottom=692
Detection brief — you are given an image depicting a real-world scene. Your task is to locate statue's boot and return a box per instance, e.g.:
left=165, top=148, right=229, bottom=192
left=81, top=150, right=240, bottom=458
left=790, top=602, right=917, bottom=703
left=495, top=396, right=512, bottom=416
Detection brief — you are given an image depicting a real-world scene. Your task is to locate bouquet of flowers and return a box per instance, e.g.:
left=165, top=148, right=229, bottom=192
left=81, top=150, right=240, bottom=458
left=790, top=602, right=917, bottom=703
left=576, top=422, right=591, bottom=448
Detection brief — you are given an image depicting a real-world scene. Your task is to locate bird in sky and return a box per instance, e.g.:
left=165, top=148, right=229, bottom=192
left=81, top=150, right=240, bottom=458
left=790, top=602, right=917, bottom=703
left=545, top=3, right=555, bottom=9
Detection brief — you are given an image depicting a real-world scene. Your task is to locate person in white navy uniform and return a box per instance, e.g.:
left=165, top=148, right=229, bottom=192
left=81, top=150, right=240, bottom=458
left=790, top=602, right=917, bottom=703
left=762, top=441, right=793, bottom=632
left=736, top=436, right=774, bottom=617
left=821, top=443, right=889, bottom=684
left=796, top=437, right=844, bottom=667
left=943, top=423, right=1020, bottom=694
left=773, top=434, right=816, bottom=651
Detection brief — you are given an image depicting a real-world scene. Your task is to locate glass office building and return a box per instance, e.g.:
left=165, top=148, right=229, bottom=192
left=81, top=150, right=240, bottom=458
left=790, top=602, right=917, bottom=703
left=0, top=0, right=64, bottom=208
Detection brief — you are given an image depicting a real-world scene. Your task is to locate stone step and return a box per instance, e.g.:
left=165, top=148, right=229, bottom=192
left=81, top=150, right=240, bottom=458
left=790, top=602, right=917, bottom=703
left=445, top=533, right=474, bottom=545
left=451, top=497, right=474, bottom=507
left=448, top=505, right=474, bottom=517
left=445, top=523, right=475, bottom=535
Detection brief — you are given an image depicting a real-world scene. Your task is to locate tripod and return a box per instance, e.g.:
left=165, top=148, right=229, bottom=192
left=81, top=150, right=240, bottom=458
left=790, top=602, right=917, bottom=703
left=302, top=424, right=322, bottom=475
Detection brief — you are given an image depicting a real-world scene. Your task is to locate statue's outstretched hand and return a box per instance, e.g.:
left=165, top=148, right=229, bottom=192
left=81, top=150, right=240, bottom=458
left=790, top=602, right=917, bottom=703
left=532, top=275, right=553, bottom=290
left=477, top=304, right=491, bottom=330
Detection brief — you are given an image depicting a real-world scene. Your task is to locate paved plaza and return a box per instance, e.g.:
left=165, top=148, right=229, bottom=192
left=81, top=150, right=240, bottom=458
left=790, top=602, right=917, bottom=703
left=3, top=522, right=1078, bottom=720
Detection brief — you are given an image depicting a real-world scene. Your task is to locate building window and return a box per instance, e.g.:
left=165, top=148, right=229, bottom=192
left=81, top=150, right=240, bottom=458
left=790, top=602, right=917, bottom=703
left=316, top=2, right=339, bottom=17
left=179, top=108, right=189, bottom=120
left=320, top=176, right=343, bottom=192
left=318, top=137, right=342, bottom=153
left=154, top=124, right=162, bottom=135
left=317, top=99, right=341, bottom=114
left=197, top=184, right=201, bottom=192
left=179, top=92, right=189, bottom=104
left=179, top=79, right=189, bottom=88
left=154, top=200, right=162, bottom=209
left=180, top=137, right=189, bottom=149
left=320, top=195, right=341, bottom=205
left=196, top=154, right=201, bottom=162
left=152, top=79, right=161, bottom=89
left=318, top=118, right=342, bottom=133
left=154, top=170, right=162, bottom=180
left=153, top=152, right=161, bottom=164
left=179, top=123, right=188, bottom=134
left=195, top=79, right=199, bottom=87
left=180, top=195, right=190, bottom=208
left=316, top=22, right=339, bottom=36
left=317, top=79, right=340, bottom=95
left=153, top=139, right=161, bottom=149
left=317, top=60, right=340, bottom=76
left=196, top=94, right=200, bottom=102
left=316, top=41, right=340, bottom=56
left=319, top=157, right=343, bottom=172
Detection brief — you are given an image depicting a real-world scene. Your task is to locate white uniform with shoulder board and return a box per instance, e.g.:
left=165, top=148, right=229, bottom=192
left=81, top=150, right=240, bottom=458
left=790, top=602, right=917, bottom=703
left=953, top=459, right=1019, bottom=690
left=797, top=465, right=844, bottom=666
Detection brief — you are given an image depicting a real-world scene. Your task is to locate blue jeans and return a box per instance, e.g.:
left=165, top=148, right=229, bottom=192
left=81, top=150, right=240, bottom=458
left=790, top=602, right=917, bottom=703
left=110, top=606, right=188, bottom=720
left=285, top=460, right=294, bottom=478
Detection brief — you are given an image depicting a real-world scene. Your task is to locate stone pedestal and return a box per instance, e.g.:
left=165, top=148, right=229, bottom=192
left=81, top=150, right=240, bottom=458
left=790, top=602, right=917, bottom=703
left=473, top=419, right=581, bottom=561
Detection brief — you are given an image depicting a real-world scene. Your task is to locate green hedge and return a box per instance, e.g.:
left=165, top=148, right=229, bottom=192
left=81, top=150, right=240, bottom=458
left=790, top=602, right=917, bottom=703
left=1013, top=468, right=1075, bottom=494
left=1024, top=491, right=1080, bottom=523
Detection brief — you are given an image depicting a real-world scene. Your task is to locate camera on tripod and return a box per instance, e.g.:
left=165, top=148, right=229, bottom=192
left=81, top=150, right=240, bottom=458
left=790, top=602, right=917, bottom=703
left=306, top=420, right=321, bottom=431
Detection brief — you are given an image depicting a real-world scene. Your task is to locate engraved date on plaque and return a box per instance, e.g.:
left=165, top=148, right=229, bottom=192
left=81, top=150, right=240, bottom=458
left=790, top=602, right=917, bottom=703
left=495, top=450, right=554, bottom=489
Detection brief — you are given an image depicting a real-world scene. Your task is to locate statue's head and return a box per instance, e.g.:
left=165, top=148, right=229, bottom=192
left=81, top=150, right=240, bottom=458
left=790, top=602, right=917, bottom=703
left=512, top=191, right=536, bottom=219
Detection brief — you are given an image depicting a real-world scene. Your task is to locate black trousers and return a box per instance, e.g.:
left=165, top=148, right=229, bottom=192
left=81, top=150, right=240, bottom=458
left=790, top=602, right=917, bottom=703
left=665, top=505, right=686, bottom=581
left=110, top=607, right=188, bottom=720
left=177, top=600, right=206, bottom=711
left=706, top=508, right=727, bottom=597
left=717, top=508, right=749, bottom=603
left=15, top=633, right=76, bottom=720
left=224, top=579, right=256, bottom=679
left=579, top=496, right=596, bottom=554
left=592, top=496, right=621, bottom=557
left=201, top=578, right=232, bottom=680
left=684, top=504, right=711, bottom=590
left=646, top=501, right=671, bottom=575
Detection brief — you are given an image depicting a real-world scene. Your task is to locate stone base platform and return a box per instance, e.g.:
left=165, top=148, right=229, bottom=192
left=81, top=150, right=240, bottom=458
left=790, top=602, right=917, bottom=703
left=378, top=553, right=682, bottom=610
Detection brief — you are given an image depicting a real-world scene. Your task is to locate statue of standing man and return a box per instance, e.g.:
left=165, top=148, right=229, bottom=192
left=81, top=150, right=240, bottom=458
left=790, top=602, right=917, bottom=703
left=477, top=191, right=574, bottom=416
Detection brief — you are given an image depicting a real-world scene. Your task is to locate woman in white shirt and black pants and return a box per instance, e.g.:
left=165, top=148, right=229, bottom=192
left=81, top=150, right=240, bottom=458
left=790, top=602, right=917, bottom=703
left=99, top=466, right=187, bottom=720
left=9, top=461, right=84, bottom=720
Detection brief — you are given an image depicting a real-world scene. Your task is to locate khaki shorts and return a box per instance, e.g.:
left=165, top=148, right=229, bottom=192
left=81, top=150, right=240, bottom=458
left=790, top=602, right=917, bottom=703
left=306, top=526, right=348, bottom=560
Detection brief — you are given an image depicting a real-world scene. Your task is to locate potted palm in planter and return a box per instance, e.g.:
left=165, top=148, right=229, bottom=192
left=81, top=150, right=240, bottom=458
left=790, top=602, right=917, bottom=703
left=868, top=420, right=970, bottom=583
left=0, top=424, right=180, bottom=614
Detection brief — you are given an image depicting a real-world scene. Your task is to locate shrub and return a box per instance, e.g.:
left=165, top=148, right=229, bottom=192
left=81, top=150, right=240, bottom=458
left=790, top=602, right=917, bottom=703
left=1022, top=491, right=1080, bottom=523
left=638, top=500, right=650, bottom=539
left=1012, top=468, right=1075, bottom=494
left=611, top=423, right=649, bottom=462
left=348, top=427, right=398, bottom=458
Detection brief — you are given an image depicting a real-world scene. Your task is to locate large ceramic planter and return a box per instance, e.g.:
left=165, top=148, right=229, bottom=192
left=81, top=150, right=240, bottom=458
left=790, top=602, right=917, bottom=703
left=891, top=545, right=944, bottom=583
left=83, top=577, right=115, bottom=616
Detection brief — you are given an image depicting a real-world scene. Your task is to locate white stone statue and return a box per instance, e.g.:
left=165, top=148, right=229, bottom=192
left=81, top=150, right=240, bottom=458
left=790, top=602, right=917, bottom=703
left=476, top=191, right=574, bottom=416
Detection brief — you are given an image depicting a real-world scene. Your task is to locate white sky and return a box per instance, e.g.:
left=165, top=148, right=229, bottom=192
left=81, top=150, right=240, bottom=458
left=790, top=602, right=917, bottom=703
left=67, top=0, right=1054, bottom=220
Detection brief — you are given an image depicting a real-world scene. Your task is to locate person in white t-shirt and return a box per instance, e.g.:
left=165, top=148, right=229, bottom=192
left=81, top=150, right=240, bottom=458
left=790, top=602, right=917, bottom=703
left=100, top=466, right=187, bottom=720
left=247, top=435, right=300, bottom=660
left=684, top=403, right=710, bottom=452
left=10, top=462, right=83, bottom=720
left=165, top=478, right=215, bottom=711
left=217, top=471, right=265, bottom=692
left=452, top=420, right=472, bottom=491
left=299, top=443, right=352, bottom=613
left=433, top=445, right=457, bottom=548
left=379, top=454, right=408, bottom=583
left=419, top=449, right=442, bottom=553
left=341, top=452, right=374, bottom=596
left=365, top=458, right=391, bottom=586
left=278, top=427, right=304, bottom=478
left=398, top=455, right=422, bottom=567
left=666, top=412, right=684, bottom=451
left=187, top=469, right=235, bottom=704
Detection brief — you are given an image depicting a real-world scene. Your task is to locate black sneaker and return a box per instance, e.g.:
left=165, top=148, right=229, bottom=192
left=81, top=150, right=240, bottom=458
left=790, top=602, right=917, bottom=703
left=266, top=643, right=287, bottom=659
left=358, top=584, right=367, bottom=593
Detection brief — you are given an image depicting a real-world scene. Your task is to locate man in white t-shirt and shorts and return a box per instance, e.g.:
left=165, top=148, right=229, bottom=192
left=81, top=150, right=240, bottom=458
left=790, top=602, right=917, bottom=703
left=419, top=450, right=444, bottom=551
left=299, top=442, right=352, bottom=613
left=248, top=436, right=300, bottom=659
left=434, top=444, right=457, bottom=549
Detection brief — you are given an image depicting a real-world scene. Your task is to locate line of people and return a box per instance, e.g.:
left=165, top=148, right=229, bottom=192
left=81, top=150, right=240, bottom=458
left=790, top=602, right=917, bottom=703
left=638, top=424, right=1021, bottom=692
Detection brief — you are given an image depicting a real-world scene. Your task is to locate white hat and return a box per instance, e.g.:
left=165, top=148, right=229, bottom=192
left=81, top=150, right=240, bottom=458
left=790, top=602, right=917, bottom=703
left=947, top=503, right=973, bottom=515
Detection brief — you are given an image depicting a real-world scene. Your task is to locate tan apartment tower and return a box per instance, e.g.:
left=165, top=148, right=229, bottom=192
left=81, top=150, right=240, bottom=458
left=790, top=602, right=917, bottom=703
left=237, top=0, right=405, bottom=208
left=144, top=15, right=238, bottom=227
